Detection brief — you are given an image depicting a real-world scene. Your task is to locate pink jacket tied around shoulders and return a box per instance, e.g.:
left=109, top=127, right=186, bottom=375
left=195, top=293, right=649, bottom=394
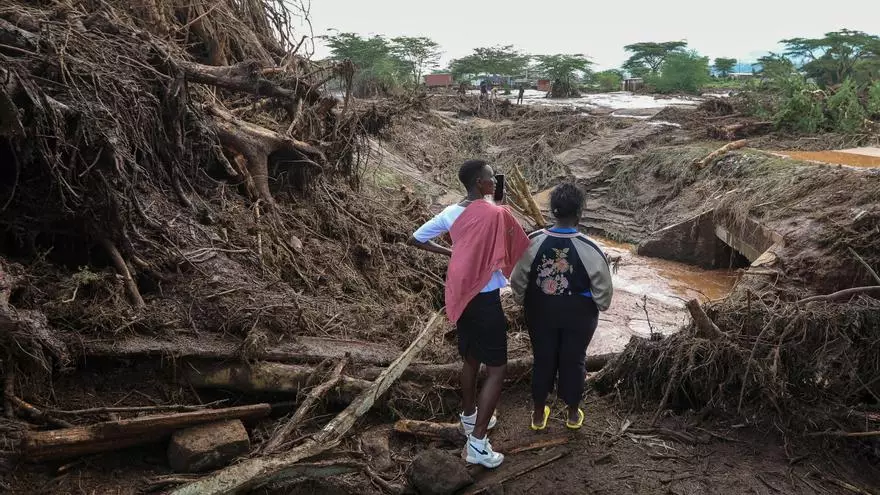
left=445, top=200, right=529, bottom=323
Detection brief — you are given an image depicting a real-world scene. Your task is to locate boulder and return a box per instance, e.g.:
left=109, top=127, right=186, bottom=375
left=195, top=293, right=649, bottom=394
left=167, top=419, right=250, bottom=473
left=407, top=448, right=473, bottom=495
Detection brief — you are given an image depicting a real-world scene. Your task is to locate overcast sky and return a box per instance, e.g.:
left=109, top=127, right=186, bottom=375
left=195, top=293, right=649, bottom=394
left=296, top=0, right=879, bottom=70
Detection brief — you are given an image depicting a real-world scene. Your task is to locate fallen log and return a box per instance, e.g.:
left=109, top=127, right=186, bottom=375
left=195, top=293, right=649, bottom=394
left=75, top=333, right=398, bottom=365
left=693, top=140, right=748, bottom=169
left=685, top=299, right=726, bottom=340
left=357, top=354, right=615, bottom=382
left=171, top=313, right=446, bottom=495
left=184, top=361, right=371, bottom=399
left=393, top=420, right=462, bottom=444
left=22, top=404, right=271, bottom=461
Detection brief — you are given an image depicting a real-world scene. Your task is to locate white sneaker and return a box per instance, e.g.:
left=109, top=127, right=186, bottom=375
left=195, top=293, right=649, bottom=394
left=466, top=434, right=504, bottom=468
left=459, top=408, right=497, bottom=437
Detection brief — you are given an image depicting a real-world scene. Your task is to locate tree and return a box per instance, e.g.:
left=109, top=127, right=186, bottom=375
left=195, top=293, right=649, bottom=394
left=533, top=54, right=593, bottom=97
left=753, top=53, right=796, bottom=79
left=449, top=45, right=531, bottom=80
left=390, top=36, right=442, bottom=87
left=868, top=81, right=880, bottom=116
left=713, top=57, right=737, bottom=78
left=592, top=69, right=624, bottom=92
left=781, top=29, right=880, bottom=87
left=622, top=41, right=688, bottom=76
left=647, top=51, right=711, bottom=94
left=322, top=31, right=406, bottom=96
left=826, top=78, right=867, bottom=133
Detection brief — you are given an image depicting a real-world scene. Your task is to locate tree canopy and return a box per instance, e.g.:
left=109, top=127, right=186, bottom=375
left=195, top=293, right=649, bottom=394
left=534, top=54, right=593, bottom=78
left=533, top=54, right=593, bottom=97
left=647, top=51, right=710, bottom=94
left=781, top=29, right=880, bottom=87
left=713, top=57, right=737, bottom=78
left=592, top=69, right=624, bottom=92
left=622, top=41, right=688, bottom=76
left=390, top=36, right=442, bottom=86
left=449, top=45, right=531, bottom=80
left=322, top=31, right=405, bottom=95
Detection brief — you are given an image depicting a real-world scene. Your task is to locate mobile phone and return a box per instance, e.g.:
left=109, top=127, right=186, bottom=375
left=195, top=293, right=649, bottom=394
left=493, top=174, right=505, bottom=202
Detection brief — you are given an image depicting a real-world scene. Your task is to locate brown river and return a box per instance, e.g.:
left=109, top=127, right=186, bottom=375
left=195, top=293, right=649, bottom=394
left=584, top=237, right=739, bottom=355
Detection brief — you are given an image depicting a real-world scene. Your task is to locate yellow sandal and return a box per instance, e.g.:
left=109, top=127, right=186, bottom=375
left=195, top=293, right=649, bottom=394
left=565, top=408, right=584, bottom=430
left=530, top=405, right=550, bottom=431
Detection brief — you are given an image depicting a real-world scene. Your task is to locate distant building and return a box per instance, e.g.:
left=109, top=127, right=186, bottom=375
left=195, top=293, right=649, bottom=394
left=729, top=72, right=755, bottom=80
left=537, top=79, right=552, bottom=92
left=424, top=73, right=454, bottom=88
left=622, top=78, right=644, bottom=92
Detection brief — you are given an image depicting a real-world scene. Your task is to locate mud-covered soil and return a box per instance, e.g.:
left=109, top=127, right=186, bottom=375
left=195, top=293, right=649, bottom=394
left=468, top=387, right=880, bottom=495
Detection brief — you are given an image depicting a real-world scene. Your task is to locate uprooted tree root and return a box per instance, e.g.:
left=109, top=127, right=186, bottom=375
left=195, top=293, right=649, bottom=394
left=594, top=294, right=880, bottom=440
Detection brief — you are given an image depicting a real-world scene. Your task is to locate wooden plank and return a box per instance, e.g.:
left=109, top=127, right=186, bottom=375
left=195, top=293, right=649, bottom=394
left=23, top=404, right=271, bottom=461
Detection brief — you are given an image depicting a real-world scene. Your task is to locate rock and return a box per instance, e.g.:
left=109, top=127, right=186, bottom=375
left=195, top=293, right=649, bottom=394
left=288, top=234, right=303, bottom=253
left=167, top=419, right=250, bottom=473
left=407, top=448, right=473, bottom=495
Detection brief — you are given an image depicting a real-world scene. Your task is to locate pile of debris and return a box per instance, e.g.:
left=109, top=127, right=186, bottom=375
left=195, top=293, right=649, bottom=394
left=0, top=1, right=476, bottom=492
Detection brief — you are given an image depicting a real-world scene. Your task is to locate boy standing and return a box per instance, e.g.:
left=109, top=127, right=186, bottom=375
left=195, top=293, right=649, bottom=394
left=408, top=160, right=528, bottom=468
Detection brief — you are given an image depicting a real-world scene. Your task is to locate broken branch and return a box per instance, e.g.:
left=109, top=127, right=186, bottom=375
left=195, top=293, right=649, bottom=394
left=99, top=238, right=145, bottom=309
left=262, top=356, right=350, bottom=454
left=685, top=299, right=725, bottom=340
left=796, top=286, right=880, bottom=305
left=693, top=140, right=748, bottom=169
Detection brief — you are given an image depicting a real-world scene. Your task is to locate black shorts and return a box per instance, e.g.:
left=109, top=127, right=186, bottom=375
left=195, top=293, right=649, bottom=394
left=456, top=290, right=508, bottom=367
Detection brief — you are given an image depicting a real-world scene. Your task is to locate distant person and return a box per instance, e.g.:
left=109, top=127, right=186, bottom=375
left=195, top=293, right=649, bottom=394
left=479, top=81, right=488, bottom=101
left=491, top=85, right=499, bottom=99
left=517, top=85, right=525, bottom=105
left=408, top=160, right=529, bottom=468
left=458, top=81, right=467, bottom=99
left=510, top=183, right=613, bottom=431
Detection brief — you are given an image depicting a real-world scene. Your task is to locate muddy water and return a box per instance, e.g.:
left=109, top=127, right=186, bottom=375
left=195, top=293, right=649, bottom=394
left=586, top=237, right=739, bottom=355
left=778, top=148, right=880, bottom=169
left=533, top=186, right=739, bottom=354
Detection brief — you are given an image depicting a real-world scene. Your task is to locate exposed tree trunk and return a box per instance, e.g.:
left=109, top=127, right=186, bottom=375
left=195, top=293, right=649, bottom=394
left=203, top=104, right=323, bottom=207
left=177, top=60, right=325, bottom=106
left=75, top=333, right=398, bottom=366
left=22, top=404, right=271, bottom=461
left=184, top=361, right=371, bottom=398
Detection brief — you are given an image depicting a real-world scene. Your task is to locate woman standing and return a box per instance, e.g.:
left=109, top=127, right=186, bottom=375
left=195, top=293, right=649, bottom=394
left=510, top=183, right=613, bottom=429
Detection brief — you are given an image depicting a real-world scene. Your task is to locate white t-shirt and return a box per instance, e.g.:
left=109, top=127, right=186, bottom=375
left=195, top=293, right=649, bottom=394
left=413, top=203, right=508, bottom=293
